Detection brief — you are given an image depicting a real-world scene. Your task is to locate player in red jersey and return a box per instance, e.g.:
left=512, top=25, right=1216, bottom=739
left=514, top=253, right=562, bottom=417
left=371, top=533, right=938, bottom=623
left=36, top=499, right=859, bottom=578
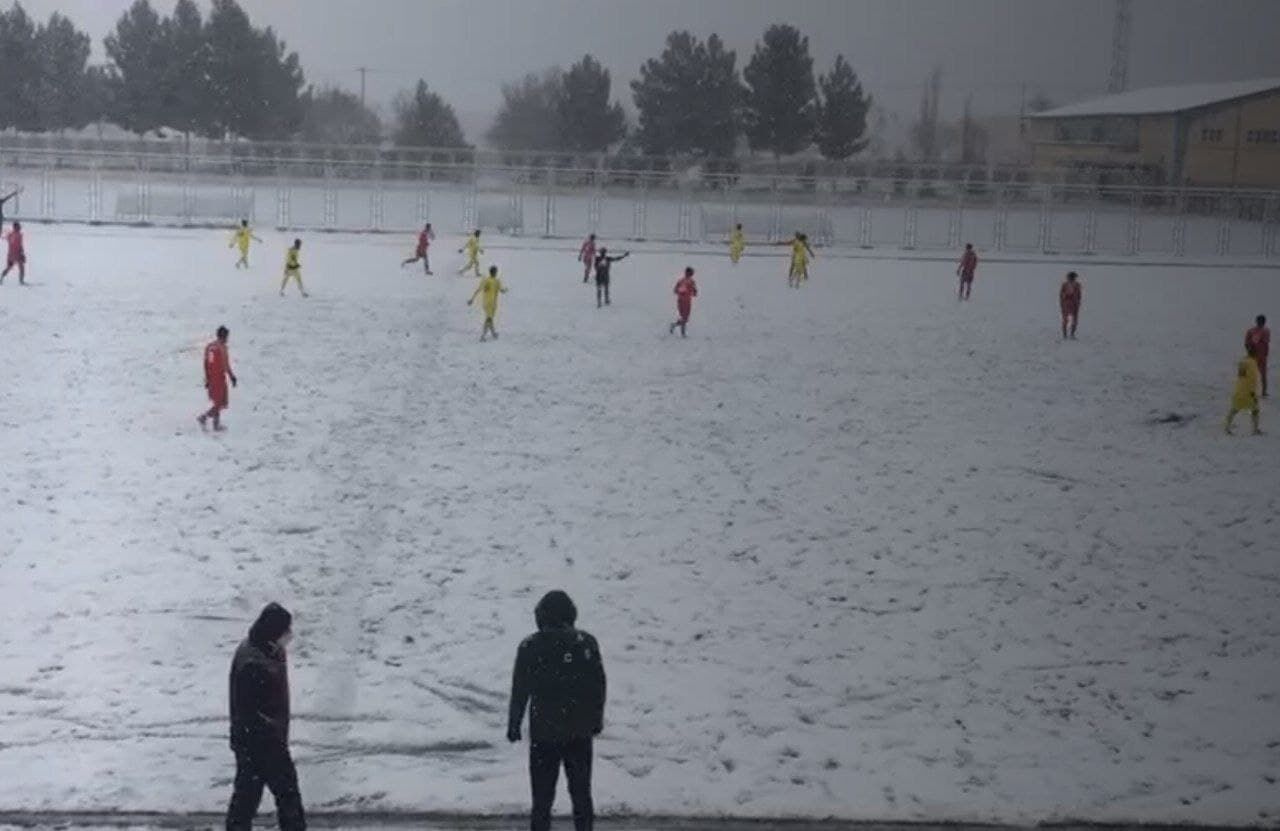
left=401, top=223, right=436, bottom=274
left=956, top=243, right=977, bottom=301
left=1, top=222, right=25, bottom=285
left=1059, top=271, right=1082, bottom=340
left=579, top=234, right=597, bottom=283
left=1245, top=314, right=1270, bottom=398
left=668, top=267, right=698, bottom=337
left=198, top=326, right=238, bottom=432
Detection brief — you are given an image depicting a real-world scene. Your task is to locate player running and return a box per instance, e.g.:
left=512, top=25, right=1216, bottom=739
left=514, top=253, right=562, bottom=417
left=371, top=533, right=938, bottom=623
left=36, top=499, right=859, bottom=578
left=957, top=243, right=977, bottom=301
left=729, top=223, right=745, bottom=265
left=402, top=223, right=436, bottom=274
left=280, top=239, right=307, bottom=297
left=198, top=326, right=238, bottom=432
left=1059, top=271, right=1082, bottom=339
left=593, top=247, right=629, bottom=308
left=229, top=220, right=263, bottom=269
left=1225, top=343, right=1263, bottom=436
left=1, top=222, right=26, bottom=286
left=1245, top=314, right=1270, bottom=398
left=468, top=265, right=508, bottom=342
left=458, top=230, right=483, bottom=277
left=777, top=232, right=814, bottom=288
left=669, top=267, right=698, bottom=337
left=579, top=233, right=597, bottom=282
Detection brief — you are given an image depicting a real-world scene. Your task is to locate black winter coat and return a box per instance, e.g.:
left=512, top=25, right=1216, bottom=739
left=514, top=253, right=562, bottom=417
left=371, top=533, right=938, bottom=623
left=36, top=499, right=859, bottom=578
left=508, top=626, right=606, bottom=742
left=229, top=637, right=291, bottom=752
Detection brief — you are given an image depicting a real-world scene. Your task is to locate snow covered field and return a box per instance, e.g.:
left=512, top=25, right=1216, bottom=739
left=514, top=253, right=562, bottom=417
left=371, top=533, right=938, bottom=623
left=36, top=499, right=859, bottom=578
left=0, top=225, right=1278, bottom=825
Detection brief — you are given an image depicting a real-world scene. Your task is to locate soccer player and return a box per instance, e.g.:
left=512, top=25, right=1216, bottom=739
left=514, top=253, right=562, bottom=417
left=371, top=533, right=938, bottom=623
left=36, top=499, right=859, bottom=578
left=458, top=229, right=483, bottom=277
left=468, top=265, right=508, bottom=342
left=1225, top=343, right=1262, bottom=436
left=1059, top=271, right=1082, bottom=339
left=957, top=243, right=978, bottom=301
left=777, top=232, right=814, bottom=288
left=579, top=233, right=597, bottom=283
left=728, top=223, right=745, bottom=265
left=669, top=267, right=698, bottom=337
left=280, top=239, right=307, bottom=297
left=592, top=248, right=629, bottom=308
left=402, top=223, right=436, bottom=274
left=229, top=220, right=263, bottom=270
left=1, top=221, right=26, bottom=286
left=1245, top=314, right=1270, bottom=398
left=198, top=326, right=238, bottom=432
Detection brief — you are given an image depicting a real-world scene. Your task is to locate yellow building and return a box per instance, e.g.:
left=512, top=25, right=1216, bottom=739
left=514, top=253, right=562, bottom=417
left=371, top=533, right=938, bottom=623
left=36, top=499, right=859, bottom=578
left=1027, top=78, right=1280, bottom=188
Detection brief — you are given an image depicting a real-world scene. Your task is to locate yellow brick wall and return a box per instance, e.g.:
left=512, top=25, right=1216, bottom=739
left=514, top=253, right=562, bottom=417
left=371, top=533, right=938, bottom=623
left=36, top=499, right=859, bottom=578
left=1030, top=90, right=1280, bottom=187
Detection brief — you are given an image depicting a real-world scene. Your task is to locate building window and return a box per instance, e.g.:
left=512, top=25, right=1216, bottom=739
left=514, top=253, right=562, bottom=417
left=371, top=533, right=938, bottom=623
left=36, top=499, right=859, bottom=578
left=1245, top=129, right=1279, bottom=144
left=1200, top=128, right=1224, bottom=143
left=1053, top=117, right=1139, bottom=147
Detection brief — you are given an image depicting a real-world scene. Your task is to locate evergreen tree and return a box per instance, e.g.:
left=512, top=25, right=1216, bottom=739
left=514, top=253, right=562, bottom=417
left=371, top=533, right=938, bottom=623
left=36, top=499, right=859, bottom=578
left=33, top=12, right=92, bottom=132
left=814, top=54, right=871, bottom=161
left=557, top=54, right=625, bottom=153
left=631, top=30, right=742, bottom=157
left=202, top=1, right=304, bottom=140
left=80, top=65, right=113, bottom=129
left=0, top=3, right=41, bottom=131
left=253, top=25, right=306, bottom=139
left=160, top=0, right=211, bottom=138
left=487, top=69, right=564, bottom=152
left=299, top=86, right=382, bottom=145
left=103, top=0, right=168, bottom=135
left=393, top=80, right=467, bottom=147
left=742, top=24, right=817, bottom=158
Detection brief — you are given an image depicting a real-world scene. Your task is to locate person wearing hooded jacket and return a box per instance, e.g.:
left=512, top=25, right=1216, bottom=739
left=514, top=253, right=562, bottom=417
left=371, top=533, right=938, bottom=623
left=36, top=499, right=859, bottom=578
left=226, top=603, right=306, bottom=831
left=508, top=590, right=606, bottom=831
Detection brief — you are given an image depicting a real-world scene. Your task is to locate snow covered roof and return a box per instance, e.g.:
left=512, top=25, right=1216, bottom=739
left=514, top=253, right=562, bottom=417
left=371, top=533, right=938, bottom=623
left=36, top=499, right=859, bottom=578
left=1030, top=78, right=1280, bottom=119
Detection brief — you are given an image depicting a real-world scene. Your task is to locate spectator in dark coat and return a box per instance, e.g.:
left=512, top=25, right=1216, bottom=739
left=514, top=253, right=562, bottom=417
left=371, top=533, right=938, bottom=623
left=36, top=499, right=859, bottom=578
left=226, top=603, right=305, bottom=831
left=508, top=590, right=606, bottom=831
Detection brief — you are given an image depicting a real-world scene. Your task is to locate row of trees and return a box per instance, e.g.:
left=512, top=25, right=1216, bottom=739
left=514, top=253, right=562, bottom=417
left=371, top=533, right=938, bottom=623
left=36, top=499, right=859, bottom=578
left=488, top=26, right=872, bottom=161
left=0, top=0, right=466, bottom=147
left=3, top=1, right=872, bottom=160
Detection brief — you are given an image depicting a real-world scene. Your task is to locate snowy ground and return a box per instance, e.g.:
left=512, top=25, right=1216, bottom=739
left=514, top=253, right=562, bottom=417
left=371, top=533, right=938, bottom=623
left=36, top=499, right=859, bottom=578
left=0, top=226, right=1278, bottom=826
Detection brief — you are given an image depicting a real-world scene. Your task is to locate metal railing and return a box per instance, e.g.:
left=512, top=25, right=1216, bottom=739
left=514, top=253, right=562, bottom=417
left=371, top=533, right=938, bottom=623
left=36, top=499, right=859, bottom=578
left=0, top=133, right=1188, bottom=188
left=2, top=145, right=1277, bottom=260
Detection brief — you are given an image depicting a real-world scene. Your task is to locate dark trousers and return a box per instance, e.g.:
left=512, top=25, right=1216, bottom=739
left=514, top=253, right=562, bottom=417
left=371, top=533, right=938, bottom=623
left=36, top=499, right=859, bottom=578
left=595, top=280, right=610, bottom=307
left=226, top=745, right=306, bottom=831
left=529, top=737, right=593, bottom=831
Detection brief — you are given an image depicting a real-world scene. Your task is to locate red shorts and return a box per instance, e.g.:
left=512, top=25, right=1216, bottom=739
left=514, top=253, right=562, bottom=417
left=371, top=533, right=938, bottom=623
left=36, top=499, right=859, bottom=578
left=1061, top=303, right=1079, bottom=317
left=208, top=382, right=228, bottom=409
left=6, top=254, right=24, bottom=267
left=677, top=297, right=692, bottom=322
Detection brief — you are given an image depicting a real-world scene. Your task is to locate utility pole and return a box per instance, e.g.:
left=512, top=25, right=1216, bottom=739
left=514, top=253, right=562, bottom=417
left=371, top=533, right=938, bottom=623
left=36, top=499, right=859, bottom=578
left=1108, top=0, right=1132, bottom=94
left=357, top=66, right=368, bottom=107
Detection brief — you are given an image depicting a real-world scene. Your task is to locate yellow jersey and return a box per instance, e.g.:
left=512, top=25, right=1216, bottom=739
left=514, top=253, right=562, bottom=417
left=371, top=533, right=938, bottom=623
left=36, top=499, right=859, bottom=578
left=285, top=248, right=301, bottom=271
left=1232, top=356, right=1260, bottom=410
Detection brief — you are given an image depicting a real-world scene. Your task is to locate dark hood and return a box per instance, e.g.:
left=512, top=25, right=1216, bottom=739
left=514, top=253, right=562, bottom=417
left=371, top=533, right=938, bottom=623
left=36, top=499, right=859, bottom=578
left=249, top=602, right=292, bottom=645
left=534, top=590, right=577, bottom=630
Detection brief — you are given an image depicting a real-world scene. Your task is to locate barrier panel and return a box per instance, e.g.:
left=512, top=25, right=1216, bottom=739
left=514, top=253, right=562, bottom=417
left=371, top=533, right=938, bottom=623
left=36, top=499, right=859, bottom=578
left=0, top=150, right=1276, bottom=261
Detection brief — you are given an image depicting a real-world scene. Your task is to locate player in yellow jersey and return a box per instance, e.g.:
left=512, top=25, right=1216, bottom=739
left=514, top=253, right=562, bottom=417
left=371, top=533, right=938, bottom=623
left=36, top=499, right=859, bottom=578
left=280, top=238, right=307, bottom=298
left=229, top=220, right=263, bottom=269
left=458, top=229, right=483, bottom=277
left=728, top=223, right=745, bottom=265
left=468, top=265, right=507, bottom=341
left=1225, top=343, right=1262, bottom=435
left=776, top=231, right=815, bottom=288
